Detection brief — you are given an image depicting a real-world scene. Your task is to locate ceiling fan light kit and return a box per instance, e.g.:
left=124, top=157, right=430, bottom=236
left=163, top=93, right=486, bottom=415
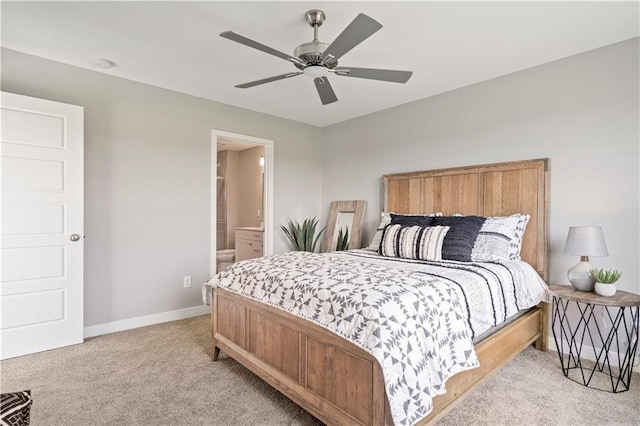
left=220, top=9, right=413, bottom=105
left=303, top=65, right=328, bottom=78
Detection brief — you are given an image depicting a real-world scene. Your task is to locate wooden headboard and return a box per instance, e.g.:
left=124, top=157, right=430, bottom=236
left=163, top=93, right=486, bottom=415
left=383, top=158, right=549, bottom=280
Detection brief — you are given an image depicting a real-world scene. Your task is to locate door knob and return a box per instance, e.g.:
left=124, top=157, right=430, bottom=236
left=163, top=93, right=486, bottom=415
left=70, top=234, right=81, bottom=242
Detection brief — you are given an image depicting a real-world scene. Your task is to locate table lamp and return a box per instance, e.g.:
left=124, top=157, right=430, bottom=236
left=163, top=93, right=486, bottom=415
left=563, top=226, right=608, bottom=291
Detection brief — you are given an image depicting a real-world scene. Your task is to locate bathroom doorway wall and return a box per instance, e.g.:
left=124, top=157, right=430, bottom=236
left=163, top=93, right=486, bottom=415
left=211, top=130, right=274, bottom=276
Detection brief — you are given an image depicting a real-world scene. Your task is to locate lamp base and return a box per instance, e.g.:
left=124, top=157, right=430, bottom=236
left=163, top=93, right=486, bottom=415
left=568, top=260, right=595, bottom=292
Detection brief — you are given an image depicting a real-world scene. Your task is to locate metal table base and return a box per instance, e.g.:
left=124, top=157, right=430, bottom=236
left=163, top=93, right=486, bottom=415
left=552, top=296, right=639, bottom=393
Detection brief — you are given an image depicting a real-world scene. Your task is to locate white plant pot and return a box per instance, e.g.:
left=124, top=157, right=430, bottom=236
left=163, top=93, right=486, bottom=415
left=595, top=282, right=616, bottom=297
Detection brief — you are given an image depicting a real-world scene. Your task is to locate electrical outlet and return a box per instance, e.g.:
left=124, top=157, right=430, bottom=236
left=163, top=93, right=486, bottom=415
left=183, top=276, right=192, bottom=288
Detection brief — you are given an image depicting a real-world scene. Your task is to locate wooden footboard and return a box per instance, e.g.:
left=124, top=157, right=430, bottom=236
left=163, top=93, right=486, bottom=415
left=213, top=287, right=545, bottom=425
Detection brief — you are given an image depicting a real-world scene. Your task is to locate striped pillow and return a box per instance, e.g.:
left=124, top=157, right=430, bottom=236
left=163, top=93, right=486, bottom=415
left=380, top=224, right=450, bottom=261
left=366, top=212, right=443, bottom=251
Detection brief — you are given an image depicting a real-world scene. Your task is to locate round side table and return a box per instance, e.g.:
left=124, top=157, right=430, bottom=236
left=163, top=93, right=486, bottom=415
left=549, top=284, right=640, bottom=393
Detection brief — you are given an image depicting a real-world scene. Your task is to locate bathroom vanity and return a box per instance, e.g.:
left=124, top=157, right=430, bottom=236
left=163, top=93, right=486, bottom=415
left=235, top=227, right=264, bottom=261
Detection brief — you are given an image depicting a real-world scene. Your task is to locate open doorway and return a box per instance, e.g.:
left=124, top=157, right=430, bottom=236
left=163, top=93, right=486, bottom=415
left=211, top=130, right=274, bottom=276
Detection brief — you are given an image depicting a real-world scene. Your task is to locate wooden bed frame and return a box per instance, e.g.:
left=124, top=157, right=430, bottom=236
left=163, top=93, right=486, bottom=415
left=212, top=158, right=550, bottom=425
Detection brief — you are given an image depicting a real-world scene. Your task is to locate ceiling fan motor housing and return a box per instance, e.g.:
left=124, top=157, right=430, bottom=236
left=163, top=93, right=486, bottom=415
left=293, top=10, right=337, bottom=70
left=293, top=41, right=337, bottom=69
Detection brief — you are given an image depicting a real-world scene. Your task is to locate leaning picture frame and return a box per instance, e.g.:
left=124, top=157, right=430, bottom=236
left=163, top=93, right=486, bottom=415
left=324, top=200, right=367, bottom=252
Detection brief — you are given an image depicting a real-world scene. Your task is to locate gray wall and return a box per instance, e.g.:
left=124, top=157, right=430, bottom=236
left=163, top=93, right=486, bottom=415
left=321, top=38, right=639, bottom=294
left=1, top=48, right=323, bottom=327
left=3, top=37, right=638, bottom=328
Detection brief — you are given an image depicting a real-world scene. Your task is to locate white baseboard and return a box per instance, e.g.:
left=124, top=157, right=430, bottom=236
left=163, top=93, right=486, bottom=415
left=84, top=305, right=210, bottom=338
left=546, top=334, right=640, bottom=374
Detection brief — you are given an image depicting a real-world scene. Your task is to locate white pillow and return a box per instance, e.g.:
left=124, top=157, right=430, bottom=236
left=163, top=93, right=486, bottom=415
left=471, top=214, right=530, bottom=261
left=365, top=212, right=391, bottom=251
left=365, top=212, right=442, bottom=251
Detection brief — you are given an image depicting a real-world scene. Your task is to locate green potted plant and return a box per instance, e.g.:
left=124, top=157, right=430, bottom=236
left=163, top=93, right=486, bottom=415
left=335, top=227, right=349, bottom=251
left=280, top=217, right=325, bottom=252
left=590, top=268, right=621, bottom=297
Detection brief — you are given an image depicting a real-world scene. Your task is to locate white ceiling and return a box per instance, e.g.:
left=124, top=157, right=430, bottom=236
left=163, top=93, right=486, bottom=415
left=2, top=1, right=638, bottom=127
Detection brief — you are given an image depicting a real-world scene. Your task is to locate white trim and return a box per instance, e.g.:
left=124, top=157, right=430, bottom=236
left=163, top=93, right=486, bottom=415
left=83, top=305, right=209, bottom=338
left=210, top=129, right=275, bottom=277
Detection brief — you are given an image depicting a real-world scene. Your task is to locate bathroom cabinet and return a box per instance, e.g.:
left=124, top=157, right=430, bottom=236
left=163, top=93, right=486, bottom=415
left=235, top=228, right=264, bottom=261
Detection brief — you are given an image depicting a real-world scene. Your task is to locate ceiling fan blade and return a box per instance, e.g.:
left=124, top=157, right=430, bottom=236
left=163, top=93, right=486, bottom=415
left=235, top=72, right=303, bottom=89
left=220, top=31, right=305, bottom=66
left=320, top=14, right=382, bottom=63
left=334, top=67, right=413, bottom=83
left=314, top=77, right=338, bottom=105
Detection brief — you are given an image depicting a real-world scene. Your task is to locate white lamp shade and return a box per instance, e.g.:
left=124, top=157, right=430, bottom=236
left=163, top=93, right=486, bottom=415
left=563, top=226, right=608, bottom=257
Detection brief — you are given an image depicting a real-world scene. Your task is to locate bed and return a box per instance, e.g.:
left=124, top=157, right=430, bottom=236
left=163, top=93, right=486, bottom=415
left=209, top=158, right=550, bottom=425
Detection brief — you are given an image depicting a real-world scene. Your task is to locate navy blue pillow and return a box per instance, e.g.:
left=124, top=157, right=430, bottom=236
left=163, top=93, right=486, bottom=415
left=390, top=213, right=434, bottom=227
left=430, top=216, right=486, bottom=262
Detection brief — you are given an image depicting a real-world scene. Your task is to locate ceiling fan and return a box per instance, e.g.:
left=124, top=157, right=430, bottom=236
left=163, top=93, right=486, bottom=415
left=220, top=9, right=413, bottom=105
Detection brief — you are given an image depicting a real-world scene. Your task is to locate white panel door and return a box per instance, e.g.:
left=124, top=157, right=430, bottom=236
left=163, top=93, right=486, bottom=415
left=0, top=92, right=84, bottom=359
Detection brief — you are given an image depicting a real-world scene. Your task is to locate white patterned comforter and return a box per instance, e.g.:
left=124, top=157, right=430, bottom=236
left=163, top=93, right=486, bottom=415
left=203, top=250, right=548, bottom=425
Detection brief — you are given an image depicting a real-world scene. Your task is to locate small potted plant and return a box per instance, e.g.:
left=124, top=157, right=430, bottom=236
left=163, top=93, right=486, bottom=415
left=590, top=268, right=621, bottom=297
left=280, top=217, right=326, bottom=252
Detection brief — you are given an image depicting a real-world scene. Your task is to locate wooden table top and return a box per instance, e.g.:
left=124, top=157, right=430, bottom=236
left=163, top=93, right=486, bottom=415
left=548, top=284, right=640, bottom=307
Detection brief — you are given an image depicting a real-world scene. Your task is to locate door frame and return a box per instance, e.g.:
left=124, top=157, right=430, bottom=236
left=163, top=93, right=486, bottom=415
left=210, top=129, right=274, bottom=276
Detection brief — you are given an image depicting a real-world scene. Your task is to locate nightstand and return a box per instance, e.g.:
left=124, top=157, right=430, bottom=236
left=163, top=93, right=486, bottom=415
left=549, top=284, right=640, bottom=393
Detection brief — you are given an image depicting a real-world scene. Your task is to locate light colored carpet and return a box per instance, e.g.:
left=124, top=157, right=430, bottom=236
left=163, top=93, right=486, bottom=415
left=0, top=314, right=637, bottom=425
